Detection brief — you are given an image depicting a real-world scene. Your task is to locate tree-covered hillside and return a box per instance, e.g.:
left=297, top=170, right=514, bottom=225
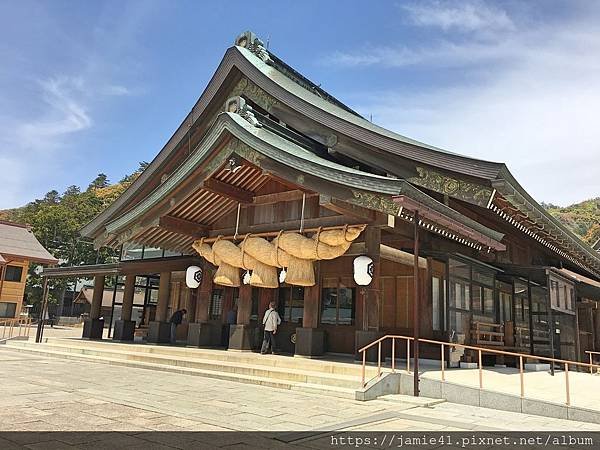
left=0, top=162, right=148, bottom=307
left=544, top=198, right=600, bottom=246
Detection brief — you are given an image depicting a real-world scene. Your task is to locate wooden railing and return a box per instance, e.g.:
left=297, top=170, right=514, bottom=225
left=359, top=334, right=600, bottom=407
left=0, top=317, right=33, bottom=340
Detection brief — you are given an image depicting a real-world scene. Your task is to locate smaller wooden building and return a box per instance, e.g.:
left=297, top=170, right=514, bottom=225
left=0, top=221, right=58, bottom=318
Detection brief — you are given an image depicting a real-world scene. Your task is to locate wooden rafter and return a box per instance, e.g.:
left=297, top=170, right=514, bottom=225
left=158, top=215, right=208, bottom=238
left=202, top=178, right=254, bottom=203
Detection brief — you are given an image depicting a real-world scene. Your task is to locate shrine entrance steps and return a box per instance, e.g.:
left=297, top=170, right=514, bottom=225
left=5, top=338, right=380, bottom=400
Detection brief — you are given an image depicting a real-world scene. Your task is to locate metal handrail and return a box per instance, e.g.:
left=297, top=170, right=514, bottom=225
left=0, top=317, right=32, bottom=340
left=359, top=334, right=600, bottom=406
left=585, top=350, right=600, bottom=374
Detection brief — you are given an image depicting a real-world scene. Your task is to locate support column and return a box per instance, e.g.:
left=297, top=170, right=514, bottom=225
left=413, top=211, right=421, bottom=397
left=228, top=284, right=254, bottom=351
left=187, top=266, right=219, bottom=347
left=147, top=271, right=171, bottom=344
left=83, top=275, right=105, bottom=339
left=594, top=303, right=600, bottom=351
left=355, top=227, right=381, bottom=361
left=295, top=262, right=324, bottom=358
left=113, top=275, right=135, bottom=341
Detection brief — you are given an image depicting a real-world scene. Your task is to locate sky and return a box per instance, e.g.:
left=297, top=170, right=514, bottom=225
left=1, top=0, right=599, bottom=209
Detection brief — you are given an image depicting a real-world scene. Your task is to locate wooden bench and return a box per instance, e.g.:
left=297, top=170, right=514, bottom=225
left=470, top=321, right=505, bottom=347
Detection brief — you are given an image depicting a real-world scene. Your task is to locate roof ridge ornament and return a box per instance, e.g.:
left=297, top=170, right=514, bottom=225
left=225, top=96, right=262, bottom=128
left=234, top=31, right=272, bottom=64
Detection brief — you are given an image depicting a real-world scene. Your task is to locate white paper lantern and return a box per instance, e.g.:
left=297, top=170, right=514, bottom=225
left=185, top=266, right=203, bottom=288
left=353, top=256, right=374, bottom=286
left=243, top=270, right=252, bottom=285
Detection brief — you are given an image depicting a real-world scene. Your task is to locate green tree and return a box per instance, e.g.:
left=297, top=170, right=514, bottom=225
left=87, top=173, right=109, bottom=191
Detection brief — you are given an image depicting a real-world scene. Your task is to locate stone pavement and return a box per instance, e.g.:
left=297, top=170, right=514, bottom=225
left=1, top=346, right=600, bottom=448
left=418, top=364, right=600, bottom=410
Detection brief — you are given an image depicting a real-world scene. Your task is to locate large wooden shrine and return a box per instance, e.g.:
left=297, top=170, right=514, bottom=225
left=47, top=31, right=600, bottom=362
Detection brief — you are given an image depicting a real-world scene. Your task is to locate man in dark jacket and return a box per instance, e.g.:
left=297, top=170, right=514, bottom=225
left=169, top=309, right=187, bottom=344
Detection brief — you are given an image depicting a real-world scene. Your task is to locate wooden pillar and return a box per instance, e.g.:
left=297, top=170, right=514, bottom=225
left=121, top=275, right=135, bottom=322
left=186, top=269, right=215, bottom=347
left=364, top=226, right=381, bottom=331
left=186, top=288, right=197, bottom=324
left=147, top=271, right=172, bottom=344
left=237, top=285, right=252, bottom=325
left=156, top=271, right=171, bottom=322
left=90, top=275, right=105, bottom=320
left=196, top=269, right=212, bottom=323
left=303, top=285, right=320, bottom=329
left=113, top=274, right=136, bottom=341
left=83, top=275, right=105, bottom=339
left=355, top=226, right=381, bottom=361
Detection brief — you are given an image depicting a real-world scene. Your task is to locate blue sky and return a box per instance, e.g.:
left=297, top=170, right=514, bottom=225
left=1, top=0, right=599, bottom=209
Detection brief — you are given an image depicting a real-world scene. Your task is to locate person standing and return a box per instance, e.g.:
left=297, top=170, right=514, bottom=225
left=169, top=308, right=187, bottom=344
left=261, top=301, right=281, bottom=355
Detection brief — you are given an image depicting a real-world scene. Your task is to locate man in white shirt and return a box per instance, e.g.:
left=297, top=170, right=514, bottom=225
left=261, top=301, right=281, bottom=354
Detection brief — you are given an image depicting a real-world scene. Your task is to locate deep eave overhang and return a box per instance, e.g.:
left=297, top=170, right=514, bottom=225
left=81, top=44, right=505, bottom=239
left=94, top=112, right=505, bottom=254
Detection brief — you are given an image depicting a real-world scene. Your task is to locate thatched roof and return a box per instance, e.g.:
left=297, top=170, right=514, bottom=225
left=0, top=221, right=58, bottom=264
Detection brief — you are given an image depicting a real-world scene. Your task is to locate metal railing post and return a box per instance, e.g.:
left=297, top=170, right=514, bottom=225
left=519, top=356, right=524, bottom=398
left=361, top=350, right=366, bottom=388
left=565, top=363, right=570, bottom=406
left=590, top=353, right=594, bottom=375
left=391, top=338, right=396, bottom=373
left=406, top=339, right=411, bottom=373
left=478, top=349, right=483, bottom=389
left=441, top=344, right=445, bottom=382
left=377, top=341, right=382, bottom=378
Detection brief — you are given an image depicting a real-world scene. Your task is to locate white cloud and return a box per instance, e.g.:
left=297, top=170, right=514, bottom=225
left=325, top=4, right=600, bottom=206
left=400, top=0, right=515, bottom=33
left=0, top=2, right=151, bottom=209
left=0, top=76, right=92, bottom=208
left=326, top=39, right=517, bottom=68
left=101, top=84, right=133, bottom=96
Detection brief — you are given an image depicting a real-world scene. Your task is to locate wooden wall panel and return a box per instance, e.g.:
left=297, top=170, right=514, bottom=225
left=0, top=260, right=28, bottom=317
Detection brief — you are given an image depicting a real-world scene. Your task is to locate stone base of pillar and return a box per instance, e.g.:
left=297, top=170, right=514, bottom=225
left=355, top=330, right=381, bottom=362
left=294, top=327, right=325, bottom=358
left=113, top=320, right=135, bottom=342
left=228, top=324, right=256, bottom=351
left=187, top=322, right=221, bottom=347
left=82, top=318, right=104, bottom=339
left=147, top=321, right=171, bottom=344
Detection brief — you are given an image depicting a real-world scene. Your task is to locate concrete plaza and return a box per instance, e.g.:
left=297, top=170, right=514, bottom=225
left=1, top=343, right=600, bottom=449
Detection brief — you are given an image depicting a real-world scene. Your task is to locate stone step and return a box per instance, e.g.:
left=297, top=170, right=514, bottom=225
left=38, top=337, right=377, bottom=377
left=377, top=394, right=446, bottom=407
left=3, top=344, right=358, bottom=399
left=7, top=340, right=368, bottom=390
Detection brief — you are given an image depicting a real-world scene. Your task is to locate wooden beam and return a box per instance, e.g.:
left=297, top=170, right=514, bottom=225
left=158, top=215, right=207, bottom=238
left=253, top=190, right=318, bottom=205
left=319, top=195, right=376, bottom=222
left=208, top=215, right=364, bottom=237
left=202, top=178, right=254, bottom=203
left=120, top=255, right=204, bottom=275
